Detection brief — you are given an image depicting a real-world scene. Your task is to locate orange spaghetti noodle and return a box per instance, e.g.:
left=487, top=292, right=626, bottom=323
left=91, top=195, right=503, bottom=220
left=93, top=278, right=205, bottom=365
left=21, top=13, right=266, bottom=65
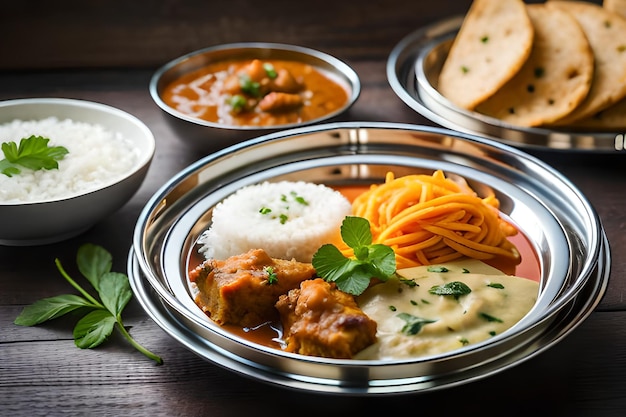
left=351, top=170, right=521, bottom=269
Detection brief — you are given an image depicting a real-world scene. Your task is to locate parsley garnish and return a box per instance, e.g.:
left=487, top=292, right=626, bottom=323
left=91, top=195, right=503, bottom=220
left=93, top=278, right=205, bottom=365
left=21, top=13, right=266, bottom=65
left=0, top=135, right=69, bottom=177
left=312, top=216, right=397, bottom=296
left=14, top=244, right=163, bottom=365
left=397, top=312, right=437, bottom=335
left=427, top=266, right=449, bottom=273
left=487, top=282, right=505, bottom=289
left=264, top=266, right=278, bottom=285
left=479, top=312, right=503, bottom=323
left=239, top=74, right=261, bottom=97
left=228, top=94, right=247, bottom=112
left=428, top=281, right=472, bottom=299
left=263, top=62, right=278, bottom=79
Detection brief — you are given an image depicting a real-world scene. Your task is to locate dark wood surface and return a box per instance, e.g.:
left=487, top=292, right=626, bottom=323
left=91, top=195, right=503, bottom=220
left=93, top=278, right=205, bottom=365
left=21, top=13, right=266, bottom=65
left=2, top=1, right=625, bottom=416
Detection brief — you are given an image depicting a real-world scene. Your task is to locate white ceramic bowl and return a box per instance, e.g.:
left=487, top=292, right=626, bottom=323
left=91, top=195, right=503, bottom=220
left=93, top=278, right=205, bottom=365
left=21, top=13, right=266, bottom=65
left=150, top=42, right=361, bottom=152
left=0, top=98, right=155, bottom=246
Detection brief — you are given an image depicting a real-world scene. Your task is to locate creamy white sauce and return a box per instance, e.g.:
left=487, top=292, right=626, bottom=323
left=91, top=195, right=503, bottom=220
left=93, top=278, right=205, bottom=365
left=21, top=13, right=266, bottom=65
left=354, top=259, right=539, bottom=360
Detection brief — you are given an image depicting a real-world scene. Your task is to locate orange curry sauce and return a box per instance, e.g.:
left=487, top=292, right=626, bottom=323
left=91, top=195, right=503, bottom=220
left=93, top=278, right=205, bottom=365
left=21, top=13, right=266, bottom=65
left=162, top=58, right=349, bottom=127
left=186, top=184, right=541, bottom=349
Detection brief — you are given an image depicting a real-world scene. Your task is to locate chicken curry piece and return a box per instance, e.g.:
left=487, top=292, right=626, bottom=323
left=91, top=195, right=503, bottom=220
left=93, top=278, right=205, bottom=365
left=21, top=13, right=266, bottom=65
left=189, top=248, right=377, bottom=359
left=276, top=278, right=377, bottom=359
left=162, top=58, right=350, bottom=127
left=189, top=248, right=315, bottom=328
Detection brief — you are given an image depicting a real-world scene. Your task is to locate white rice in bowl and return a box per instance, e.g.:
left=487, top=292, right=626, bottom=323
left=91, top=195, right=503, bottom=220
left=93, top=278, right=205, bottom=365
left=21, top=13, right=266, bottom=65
left=0, top=117, right=140, bottom=203
left=198, top=180, right=352, bottom=262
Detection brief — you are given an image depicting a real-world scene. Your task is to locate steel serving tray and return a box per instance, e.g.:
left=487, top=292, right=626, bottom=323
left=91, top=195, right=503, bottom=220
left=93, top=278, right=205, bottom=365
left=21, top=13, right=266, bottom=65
left=129, top=122, right=609, bottom=394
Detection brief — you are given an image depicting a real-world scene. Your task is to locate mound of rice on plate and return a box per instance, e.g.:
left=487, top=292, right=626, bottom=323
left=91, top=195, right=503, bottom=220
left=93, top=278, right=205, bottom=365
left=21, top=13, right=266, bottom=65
left=198, top=181, right=352, bottom=263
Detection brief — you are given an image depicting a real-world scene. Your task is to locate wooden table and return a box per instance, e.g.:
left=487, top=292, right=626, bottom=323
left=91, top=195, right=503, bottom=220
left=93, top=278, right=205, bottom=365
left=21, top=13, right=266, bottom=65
left=2, top=1, right=626, bottom=416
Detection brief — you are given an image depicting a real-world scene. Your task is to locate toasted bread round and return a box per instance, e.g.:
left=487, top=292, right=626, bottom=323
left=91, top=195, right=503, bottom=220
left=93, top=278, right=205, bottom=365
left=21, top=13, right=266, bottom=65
left=568, top=97, right=626, bottom=130
left=437, top=0, right=534, bottom=110
left=550, top=1, right=626, bottom=125
left=474, top=3, right=594, bottom=127
left=604, top=0, right=626, bottom=19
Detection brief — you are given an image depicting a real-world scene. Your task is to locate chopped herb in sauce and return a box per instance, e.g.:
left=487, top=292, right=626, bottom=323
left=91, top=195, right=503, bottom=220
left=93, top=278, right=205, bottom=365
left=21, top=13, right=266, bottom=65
left=487, top=282, right=505, bottom=289
left=239, top=74, right=261, bottom=97
left=480, top=35, right=489, bottom=43
left=429, top=281, right=472, bottom=299
left=427, top=266, right=449, bottom=273
left=461, top=65, right=470, bottom=74
left=399, top=277, right=418, bottom=287
left=227, top=94, right=247, bottom=112
left=263, top=62, right=278, bottom=79
left=397, top=312, right=437, bottom=335
left=534, top=67, right=545, bottom=78
left=479, top=312, right=503, bottom=323
left=264, top=266, right=278, bottom=285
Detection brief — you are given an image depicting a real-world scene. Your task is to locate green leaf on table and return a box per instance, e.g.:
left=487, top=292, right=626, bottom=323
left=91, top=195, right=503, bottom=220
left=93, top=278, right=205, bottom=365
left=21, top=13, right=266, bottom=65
left=76, top=243, right=112, bottom=292
left=14, top=243, right=163, bottom=364
left=73, top=309, right=116, bottom=349
left=0, top=135, right=68, bottom=177
left=98, top=272, right=132, bottom=317
left=13, top=294, right=95, bottom=326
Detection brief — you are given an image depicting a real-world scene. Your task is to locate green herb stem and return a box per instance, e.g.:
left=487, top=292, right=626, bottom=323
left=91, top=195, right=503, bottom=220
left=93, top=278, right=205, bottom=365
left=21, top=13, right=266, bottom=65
left=55, top=258, right=104, bottom=308
left=115, top=319, right=163, bottom=365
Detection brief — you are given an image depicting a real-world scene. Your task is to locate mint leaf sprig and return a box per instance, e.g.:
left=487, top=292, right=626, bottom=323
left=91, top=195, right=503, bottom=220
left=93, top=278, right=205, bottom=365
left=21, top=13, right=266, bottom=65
left=0, top=135, right=69, bottom=177
left=312, top=216, right=397, bottom=296
left=14, top=243, right=163, bottom=365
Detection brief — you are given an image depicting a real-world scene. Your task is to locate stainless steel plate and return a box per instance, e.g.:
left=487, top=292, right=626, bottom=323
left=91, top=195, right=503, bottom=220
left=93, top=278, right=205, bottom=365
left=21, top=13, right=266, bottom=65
left=130, top=122, right=609, bottom=394
left=387, top=16, right=626, bottom=153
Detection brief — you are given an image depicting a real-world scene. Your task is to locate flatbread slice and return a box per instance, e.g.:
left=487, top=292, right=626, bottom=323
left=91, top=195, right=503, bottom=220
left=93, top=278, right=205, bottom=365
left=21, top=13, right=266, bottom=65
left=437, top=0, right=534, bottom=110
left=604, top=0, right=626, bottom=18
left=474, top=3, right=594, bottom=127
left=568, top=97, right=626, bottom=130
left=549, top=1, right=626, bottom=125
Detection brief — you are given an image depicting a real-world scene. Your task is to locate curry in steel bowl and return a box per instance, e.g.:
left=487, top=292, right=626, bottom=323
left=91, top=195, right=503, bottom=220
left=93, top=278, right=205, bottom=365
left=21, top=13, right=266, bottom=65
left=161, top=57, right=350, bottom=127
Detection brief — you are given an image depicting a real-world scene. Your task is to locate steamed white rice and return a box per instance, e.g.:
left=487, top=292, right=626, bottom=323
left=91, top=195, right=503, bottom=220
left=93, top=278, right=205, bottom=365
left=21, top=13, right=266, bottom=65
left=0, top=117, right=140, bottom=203
left=198, top=180, right=352, bottom=262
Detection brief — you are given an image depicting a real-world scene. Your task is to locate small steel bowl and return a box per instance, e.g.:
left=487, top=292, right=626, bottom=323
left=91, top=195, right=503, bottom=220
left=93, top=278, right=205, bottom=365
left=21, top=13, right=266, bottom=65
left=129, top=121, right=609, bottom=394
left=0, top=98, right=155, bottom=246
left=150, top=42, right=360, bottom=153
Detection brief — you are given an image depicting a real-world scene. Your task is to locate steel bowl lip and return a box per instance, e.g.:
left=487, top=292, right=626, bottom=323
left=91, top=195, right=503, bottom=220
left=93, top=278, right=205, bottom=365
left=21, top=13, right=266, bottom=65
left=131, top=121, right=605, bottom=373
left=149, top=42, right=361, bottom=131
left=386, top=15, right=625, bottom=153
left=0, top=97, right=156, bottom=206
